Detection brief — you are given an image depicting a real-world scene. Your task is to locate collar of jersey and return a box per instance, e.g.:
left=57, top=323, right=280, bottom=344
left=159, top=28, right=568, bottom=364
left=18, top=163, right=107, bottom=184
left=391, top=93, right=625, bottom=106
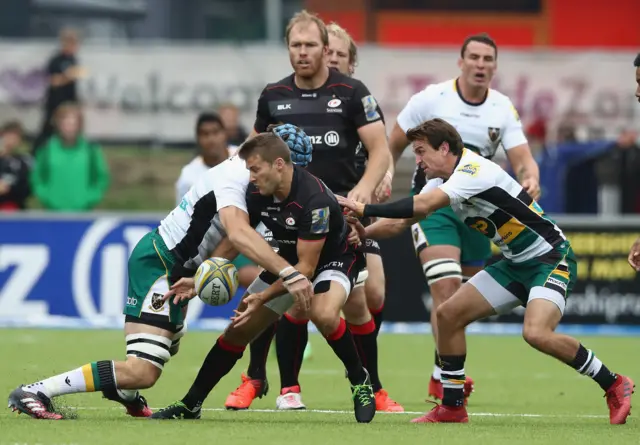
left=454, top=78, right=488, bottom=107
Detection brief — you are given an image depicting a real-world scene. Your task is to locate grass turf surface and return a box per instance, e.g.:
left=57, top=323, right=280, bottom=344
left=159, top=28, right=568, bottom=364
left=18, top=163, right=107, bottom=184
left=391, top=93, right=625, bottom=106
left=1, top=330, right=637, bottom=445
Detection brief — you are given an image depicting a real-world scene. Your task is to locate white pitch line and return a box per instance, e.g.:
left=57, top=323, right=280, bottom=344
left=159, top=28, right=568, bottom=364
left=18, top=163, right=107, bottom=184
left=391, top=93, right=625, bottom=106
left=68, top=406, right=607, bottom=419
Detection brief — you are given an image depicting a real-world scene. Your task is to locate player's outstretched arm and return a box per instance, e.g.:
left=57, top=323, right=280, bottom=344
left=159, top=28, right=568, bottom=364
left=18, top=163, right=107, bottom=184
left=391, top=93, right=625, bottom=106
left=364, top=217, right=416, bottom=240
left=338, top=188, right=450, bottom=220
left=219, top=206, right=298, bottom=276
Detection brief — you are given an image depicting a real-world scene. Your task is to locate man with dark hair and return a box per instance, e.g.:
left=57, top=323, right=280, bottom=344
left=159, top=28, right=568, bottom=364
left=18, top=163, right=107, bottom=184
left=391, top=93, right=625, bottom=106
left=340, top=118, right=634, bottom=425
left=386, top=32, right=540, bottom=405
left=0, top=120, right=30, bottom=211
left=223, top=12, right=392, bottom=412
left=151, top=132, right=376, bottom=423
left=634, top=53, right=640, bottom=102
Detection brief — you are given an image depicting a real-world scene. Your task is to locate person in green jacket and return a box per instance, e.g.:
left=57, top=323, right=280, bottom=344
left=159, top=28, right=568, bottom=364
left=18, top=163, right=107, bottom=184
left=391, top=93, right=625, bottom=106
left=31, top=102, right=110, bottom=211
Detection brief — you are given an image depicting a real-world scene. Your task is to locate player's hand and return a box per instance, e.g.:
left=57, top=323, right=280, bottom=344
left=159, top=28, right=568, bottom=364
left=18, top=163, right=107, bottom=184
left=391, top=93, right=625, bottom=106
left=374, top=171, right=393, bottom=203
left=65, top=65, right=88, bottom=79
left=346, top=216, right=367, bottom=241
left=0, top=180, right=9, bottom=195
left=521, top=178, right=541, bottom=200
left=347, top=220, right=362, bottom=246
left=282, top=271, right=313, bottom=312
left=231, top=293, right=264, bottom=327
left=347, top=184, right=373, bottom=205
left=337, top=195, right=366, bottom=218
left=163, top=277, right=196, bottom=305
left=628, top=237, right=640, bottom=272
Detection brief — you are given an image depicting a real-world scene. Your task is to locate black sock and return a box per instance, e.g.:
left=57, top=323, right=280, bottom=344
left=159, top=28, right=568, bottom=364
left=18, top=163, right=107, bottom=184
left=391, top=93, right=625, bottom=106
left=434, top=350, right=440, bottom=368
left=182, top=336, right=244, bottom=410
left=247, top=322, right=277, bottom=381
left=351, top=318, right=382, bottom=392
left=570, top=344, right=617, bottom=391
left=326, top=318, right=367, bottom=386
left=94, top=361, right=116, bottom=392
left=440, top=354, right=466, bottom=407
left=276, top=314, right=308, bottom=390
left=370, top=306, right=384, bottom=337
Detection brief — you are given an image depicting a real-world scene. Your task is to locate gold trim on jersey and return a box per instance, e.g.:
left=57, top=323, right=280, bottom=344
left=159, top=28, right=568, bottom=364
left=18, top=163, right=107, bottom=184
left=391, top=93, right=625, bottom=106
left=496, top=218, right=526, bottom=245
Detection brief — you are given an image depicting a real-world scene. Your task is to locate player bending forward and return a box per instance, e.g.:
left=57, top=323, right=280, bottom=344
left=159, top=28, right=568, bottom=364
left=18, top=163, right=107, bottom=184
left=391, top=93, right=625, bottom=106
left=7, top=128, right=314, bottom=420
left=339, top=118, right=634, bottom=425
left=151, top=132, right=376, bottom=423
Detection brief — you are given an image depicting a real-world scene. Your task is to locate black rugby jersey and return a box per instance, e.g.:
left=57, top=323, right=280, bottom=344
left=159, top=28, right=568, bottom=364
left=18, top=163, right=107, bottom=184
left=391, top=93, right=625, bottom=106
left=253, top=69, right=384, bottom=195
left=246, top=166, right=350, bottom=267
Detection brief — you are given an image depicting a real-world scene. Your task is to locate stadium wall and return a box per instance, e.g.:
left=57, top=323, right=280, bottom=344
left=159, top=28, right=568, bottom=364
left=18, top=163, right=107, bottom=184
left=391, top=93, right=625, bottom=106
left=0, top=43, right=637, bottom=144
left=1, top=212, right=639, bottom=336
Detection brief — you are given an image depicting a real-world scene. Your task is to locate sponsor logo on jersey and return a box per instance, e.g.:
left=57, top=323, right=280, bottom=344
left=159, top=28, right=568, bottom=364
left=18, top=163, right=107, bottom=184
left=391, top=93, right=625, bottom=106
left=277, top=103, right=292, bottom=111
left=301, top=93, right=317, bottom=98
left=488, top=127, right=501, bottom=142
left=324, top=131, right=340, bottom=147
left=286, top=217, right=295, bottom=226
left=328, top=98, right=341, bottom=108
left=361, top=95, right=380, bottom=122
left=457, top=162, right=480, bottom=176
left=547, top=277, right=568, bottom=291
left=311, top=207, right=330, bottom=234
left=149, top=292, right=165, bottom=312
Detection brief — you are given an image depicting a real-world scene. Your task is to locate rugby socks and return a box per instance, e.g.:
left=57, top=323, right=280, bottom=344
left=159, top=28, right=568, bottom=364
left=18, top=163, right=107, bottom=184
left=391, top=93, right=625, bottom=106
left=276, top=313, right=308, bottom=389
left=246, top=322, right=278, bottom=381
left=439, top=355, right=466, bottom=407
left=182, top=336, right=245, bottom=411
left=23, top=361, right=116, bottom=398
left=370, top=304, right=384, bottom=337
left=326, top=317, right=367, bottom=386
left=350, top=318, right=382, bottom=392
left=570, top=344, right=617, bottom=391
left=433, top=351, right=442, bottom=380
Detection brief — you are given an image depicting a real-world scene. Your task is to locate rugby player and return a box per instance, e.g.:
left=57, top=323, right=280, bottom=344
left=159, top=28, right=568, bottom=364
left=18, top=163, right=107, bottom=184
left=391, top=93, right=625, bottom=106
left=151, top=133, right=376, bottom=423
left=223, top=13, right=400, bottom=412
left=7, top=129, right=314, bottom=420
left=386, top=33, right=540, bottom=402
left=175, top=112, right=269, bottom=293
left=340, top=118, right=635, bottom=425
left=626, top=53, right=640, bottom=269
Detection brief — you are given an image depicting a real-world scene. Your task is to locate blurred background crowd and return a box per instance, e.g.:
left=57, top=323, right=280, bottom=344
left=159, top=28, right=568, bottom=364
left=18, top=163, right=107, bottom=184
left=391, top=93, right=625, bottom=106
left=0, top=0, right=638, bottom=214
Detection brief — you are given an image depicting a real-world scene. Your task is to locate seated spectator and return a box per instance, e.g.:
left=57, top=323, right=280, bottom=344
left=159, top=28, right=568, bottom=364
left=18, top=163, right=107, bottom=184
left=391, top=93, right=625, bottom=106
left=0, top=121, right=31, bottom=211
left=30, top=103, right=110, bottom=211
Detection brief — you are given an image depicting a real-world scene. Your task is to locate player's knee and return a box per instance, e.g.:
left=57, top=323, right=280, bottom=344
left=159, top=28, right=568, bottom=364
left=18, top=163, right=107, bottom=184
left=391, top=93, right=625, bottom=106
left=309, top=307, right=340, bottom=337
left=124, top=332, right=173, bottom=383
left=522, top=323, right=552, bottom=352
left=435, top=300, right=464, bottom=331
left=423, top=259, right=462, bottom=303
left=364, top=278, right=385, bottom=311
left=342, top=291, right=369, bottom=325
left=286, top=304, right=309, bottom=321
left=124, top=356, right=162, bottom=389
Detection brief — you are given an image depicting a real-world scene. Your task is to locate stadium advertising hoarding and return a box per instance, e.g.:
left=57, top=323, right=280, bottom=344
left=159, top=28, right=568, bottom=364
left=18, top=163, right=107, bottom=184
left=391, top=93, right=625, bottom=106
left=0, top=43, right=636, bottom=142
left=0, top=213, right=639, bottom=331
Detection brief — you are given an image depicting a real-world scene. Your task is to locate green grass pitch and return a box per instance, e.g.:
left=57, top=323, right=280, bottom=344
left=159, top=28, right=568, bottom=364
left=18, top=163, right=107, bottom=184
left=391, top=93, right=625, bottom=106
left=0, top=329, right=637, bottom=445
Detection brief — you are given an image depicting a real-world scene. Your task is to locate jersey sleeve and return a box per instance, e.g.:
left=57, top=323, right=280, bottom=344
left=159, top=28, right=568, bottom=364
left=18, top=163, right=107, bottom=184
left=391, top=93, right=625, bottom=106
left=438, top=164, right=494, bottom=205
left=175, top=168, right=191, bottom=206
left=501, top=99, right=528, bottom=150
left=396, top=87, right=435, bottom=133
left=298, top=194, right=333, bottom=241
left=253, top=88, right=272, bottom=133
left=349, top=81, right=383, bottom=128
left=419, top=178, right=444, bottom=195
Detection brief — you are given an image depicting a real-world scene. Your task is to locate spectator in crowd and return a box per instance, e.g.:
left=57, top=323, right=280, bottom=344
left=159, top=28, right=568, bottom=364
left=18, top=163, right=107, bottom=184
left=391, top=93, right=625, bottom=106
left=0, top=120, right=31, bottom=211
left=218, top=103, right=248, bottom=146
left=30, top=103, right=109, bottom=211
left=594, top=128, right=640, bottom=214
left=33, top=27, right=86, bottom=154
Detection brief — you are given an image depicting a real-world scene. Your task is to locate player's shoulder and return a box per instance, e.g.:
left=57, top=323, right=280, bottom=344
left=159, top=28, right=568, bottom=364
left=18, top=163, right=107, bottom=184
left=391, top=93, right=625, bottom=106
left=409, top=79, right=453, bottom=104
left=326, top=69, right=366, bottom=94
left=454, top=149, right=499, bottom=179
left=487, top=87, right=516, bottom=108
left=261, top=74, right=296, bottom=97
left=298, top=168, right=332, bottom=199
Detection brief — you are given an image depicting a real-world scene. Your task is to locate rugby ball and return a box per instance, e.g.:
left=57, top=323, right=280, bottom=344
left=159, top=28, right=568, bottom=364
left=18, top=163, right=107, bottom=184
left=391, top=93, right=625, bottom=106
left=194, top=257, right=239, bottom=306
